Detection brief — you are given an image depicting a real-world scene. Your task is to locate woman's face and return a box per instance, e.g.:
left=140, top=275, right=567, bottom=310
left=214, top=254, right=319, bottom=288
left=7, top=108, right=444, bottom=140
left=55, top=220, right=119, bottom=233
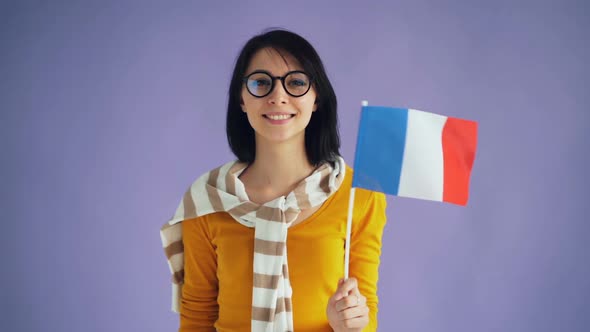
left=241, top=47, right=317, bottom=145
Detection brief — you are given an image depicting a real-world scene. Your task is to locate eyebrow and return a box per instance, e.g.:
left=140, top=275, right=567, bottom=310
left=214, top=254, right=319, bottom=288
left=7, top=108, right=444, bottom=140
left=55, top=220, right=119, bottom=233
left=246, top=69, right=305, bottom=76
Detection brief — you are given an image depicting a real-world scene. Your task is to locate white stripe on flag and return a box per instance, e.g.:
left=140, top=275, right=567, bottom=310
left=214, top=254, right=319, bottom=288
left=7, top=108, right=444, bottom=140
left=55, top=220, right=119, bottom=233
left=398, top=109, right=447, bottom=201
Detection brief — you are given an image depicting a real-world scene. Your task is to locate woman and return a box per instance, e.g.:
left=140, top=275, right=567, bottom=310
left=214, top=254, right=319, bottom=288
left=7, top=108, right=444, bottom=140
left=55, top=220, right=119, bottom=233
left=161, top=29, right=387, bottom=331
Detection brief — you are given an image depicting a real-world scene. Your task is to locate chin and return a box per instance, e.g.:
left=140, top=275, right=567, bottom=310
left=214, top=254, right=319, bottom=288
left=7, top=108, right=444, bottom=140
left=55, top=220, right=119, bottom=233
left=258, top=131, right=305, bottom=144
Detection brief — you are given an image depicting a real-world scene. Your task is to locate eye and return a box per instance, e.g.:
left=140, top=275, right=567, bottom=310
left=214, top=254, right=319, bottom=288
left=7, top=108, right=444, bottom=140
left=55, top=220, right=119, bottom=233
left=288, top=79, right=308, bottom=87
left=253, top=79, right=271, bottom=87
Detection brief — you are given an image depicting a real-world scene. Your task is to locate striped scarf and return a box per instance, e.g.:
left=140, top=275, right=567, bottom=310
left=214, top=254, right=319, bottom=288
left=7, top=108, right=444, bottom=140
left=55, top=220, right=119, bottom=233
left=160, top=157, right=345, bottom=331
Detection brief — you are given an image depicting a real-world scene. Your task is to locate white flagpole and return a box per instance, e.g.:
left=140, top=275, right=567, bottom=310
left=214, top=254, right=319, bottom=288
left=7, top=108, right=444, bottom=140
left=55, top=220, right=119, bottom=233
left=344, top=100, right=369, bottom=279
left=344, top=187, right=355, bottom=279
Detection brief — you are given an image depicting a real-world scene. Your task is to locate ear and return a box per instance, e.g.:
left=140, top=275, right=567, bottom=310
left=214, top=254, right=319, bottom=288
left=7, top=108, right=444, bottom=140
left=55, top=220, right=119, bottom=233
left=312, top=100, right=318, bottom=112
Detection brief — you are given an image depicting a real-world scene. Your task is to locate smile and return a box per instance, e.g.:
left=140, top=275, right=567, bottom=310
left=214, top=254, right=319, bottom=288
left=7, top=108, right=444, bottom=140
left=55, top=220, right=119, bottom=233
left=264, top=114, right=296, bottom=120
left=263, top=114, right=296, bottom=125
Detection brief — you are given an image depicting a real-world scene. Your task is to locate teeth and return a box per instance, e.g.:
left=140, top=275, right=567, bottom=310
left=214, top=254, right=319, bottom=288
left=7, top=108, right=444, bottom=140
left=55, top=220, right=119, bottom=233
left=267, top=114, right=293, bottom=120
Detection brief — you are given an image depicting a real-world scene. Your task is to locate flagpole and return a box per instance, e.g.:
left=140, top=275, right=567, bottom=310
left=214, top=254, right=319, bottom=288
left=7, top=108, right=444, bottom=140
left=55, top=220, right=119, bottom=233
left=344, top=187, right=355, bottom=279
left=344, top=100, right=369, bottom=280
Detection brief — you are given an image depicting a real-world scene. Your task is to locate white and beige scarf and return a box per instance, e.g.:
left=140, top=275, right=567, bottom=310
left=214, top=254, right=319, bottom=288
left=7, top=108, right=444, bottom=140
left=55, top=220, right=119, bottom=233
left=160, top=157, right=345, bottom=331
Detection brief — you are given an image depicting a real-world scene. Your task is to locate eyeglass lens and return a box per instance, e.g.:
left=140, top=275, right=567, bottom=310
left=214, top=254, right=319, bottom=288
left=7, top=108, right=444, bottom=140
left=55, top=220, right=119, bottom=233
left=246, top=72, right=310, bottom=97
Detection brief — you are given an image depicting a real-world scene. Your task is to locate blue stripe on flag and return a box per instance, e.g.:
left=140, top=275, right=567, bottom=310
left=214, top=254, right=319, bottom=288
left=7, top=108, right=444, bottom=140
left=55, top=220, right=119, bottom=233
left=352, top=106, right=408, bottom=195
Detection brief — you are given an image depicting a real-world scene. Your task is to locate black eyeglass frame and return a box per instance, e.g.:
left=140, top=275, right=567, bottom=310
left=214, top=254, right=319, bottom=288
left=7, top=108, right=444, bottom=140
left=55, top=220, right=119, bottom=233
left=242, top=70, right=313, bottom=98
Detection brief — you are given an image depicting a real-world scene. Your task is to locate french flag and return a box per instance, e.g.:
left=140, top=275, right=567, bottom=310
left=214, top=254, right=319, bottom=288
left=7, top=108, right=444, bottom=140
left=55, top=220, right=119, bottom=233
left=352, top=106, right=478, bottom=206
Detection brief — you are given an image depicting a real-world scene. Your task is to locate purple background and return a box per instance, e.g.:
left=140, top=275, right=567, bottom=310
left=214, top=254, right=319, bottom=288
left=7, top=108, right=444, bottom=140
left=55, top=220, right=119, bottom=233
left=3, top=1, right=589, bottom=331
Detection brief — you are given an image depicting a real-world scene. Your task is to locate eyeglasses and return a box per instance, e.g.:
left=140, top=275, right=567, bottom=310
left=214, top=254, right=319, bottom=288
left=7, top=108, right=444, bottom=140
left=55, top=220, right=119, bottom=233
left=242, top=70, right=312, bottom=98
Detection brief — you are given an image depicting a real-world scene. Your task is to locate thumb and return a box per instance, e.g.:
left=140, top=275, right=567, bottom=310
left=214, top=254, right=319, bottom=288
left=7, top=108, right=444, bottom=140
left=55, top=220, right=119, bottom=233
left=330, top=279, right=344, bottom=305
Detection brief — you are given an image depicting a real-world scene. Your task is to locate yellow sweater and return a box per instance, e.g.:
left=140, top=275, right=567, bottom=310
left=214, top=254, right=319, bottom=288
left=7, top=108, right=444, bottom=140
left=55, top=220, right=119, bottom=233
left=179, top=166, right=387, bottom=331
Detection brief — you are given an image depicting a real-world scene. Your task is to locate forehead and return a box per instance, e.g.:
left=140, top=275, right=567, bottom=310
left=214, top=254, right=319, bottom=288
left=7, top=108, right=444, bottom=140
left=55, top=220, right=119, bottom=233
left=246, top=47, right=303, bottom=74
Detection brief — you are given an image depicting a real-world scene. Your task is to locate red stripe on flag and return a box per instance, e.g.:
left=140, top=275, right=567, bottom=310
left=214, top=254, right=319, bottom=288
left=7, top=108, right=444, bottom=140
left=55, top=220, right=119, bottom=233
left=441, top=117, right=478, bottom=205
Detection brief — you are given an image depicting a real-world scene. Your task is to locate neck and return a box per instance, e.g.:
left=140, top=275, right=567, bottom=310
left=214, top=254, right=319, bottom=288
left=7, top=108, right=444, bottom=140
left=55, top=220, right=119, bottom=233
left=241, top=136, right=316, bottom=193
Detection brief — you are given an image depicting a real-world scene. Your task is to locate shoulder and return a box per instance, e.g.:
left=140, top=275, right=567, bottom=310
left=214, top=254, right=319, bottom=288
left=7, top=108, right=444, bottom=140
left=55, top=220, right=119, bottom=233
left=347, top=164, right=387, bottom=227
left=341, top=166, right=388, bottom=239
left=181, top=212, right=233, bottom=231
left=167, top=160, right=243, bottom=226
left=342, top=164, right=386, bottom=208
left=321, top=163, right=386, bottom=225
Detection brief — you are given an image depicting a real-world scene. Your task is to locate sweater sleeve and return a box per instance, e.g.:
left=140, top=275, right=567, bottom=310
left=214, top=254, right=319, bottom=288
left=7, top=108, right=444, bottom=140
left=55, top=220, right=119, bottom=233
left=349, top=190, right=387, bottom=332
left=179, top=217, right=219, bottom=332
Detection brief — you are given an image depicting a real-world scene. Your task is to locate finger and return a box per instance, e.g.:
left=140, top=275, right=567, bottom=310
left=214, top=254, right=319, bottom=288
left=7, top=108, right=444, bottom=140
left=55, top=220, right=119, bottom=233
left=351, top=283, right=362, bottom=296
left=341, top=314, right=370, bottom=329
left=335, top=294, right=366, bottom=312
left=346, top=278, right=362, bottom=297
left=338, top=305, right=370, bottom=321
left=342, top=317, right=369, bottom=329
left=330, top=278, right=346, bottom=304
left=336, top=277, right=358, bottom=299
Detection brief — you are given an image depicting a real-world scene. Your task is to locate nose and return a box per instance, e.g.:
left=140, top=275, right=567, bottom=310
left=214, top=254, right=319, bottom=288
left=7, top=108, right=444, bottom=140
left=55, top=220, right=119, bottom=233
left=267, top=78, right=289, bottom=105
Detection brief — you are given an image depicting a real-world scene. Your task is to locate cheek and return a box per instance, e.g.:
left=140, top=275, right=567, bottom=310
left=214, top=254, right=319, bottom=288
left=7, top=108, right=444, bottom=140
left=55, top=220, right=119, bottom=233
left=241, top=89, right=266, bottom=109
left=297, top=97, right=317, bottom=114
left=240, top=89, right=248, bottom=107
left=307, top=90, right=318, bottom=110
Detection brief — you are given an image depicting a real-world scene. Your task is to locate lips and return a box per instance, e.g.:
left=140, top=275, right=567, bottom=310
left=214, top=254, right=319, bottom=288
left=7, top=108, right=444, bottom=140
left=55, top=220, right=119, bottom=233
left=263, top=114, right=296, bottom=120
left=262, top=113, right=296, bottom=125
